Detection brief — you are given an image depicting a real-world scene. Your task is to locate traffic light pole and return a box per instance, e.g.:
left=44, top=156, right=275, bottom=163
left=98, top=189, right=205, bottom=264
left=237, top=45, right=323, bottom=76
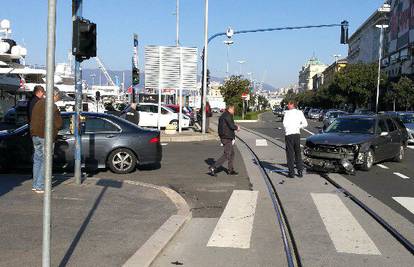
left=73, top=0, right=83, bottom=185
left=200, top=22, right=348, bottom=129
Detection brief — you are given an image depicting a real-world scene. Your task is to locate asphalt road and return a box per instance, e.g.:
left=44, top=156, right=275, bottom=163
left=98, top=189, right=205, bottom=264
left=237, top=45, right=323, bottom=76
left=240, top=111, right=414, bottom=224
left=91, top=140, right=252, bottom=218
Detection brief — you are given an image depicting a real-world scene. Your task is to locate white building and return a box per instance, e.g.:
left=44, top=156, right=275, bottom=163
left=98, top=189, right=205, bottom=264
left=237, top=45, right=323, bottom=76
left=298, top=57, right=327, bottom=91
left=207, top=81, right=226, bottom=109
left=347, top=9, right=385, bottom=64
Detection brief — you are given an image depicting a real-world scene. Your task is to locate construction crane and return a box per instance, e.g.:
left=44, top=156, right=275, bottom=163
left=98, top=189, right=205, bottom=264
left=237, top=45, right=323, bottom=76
left=95, top=56, right=115, bottom=86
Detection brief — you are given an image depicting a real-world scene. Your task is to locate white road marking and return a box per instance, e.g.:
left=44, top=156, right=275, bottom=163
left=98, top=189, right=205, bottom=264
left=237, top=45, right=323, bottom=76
left=207, top=190, right=258, bottom=249
left=407, top=146, right=414, bottom=150
left=311, top=193, right=381, bottom=255
left=377, top=164, right=389, bottom=169
left=300, top=144, right=304, bottom=148
left=300, top=138, right=307, bottom=140
left=393, top=197, right=414, bottom=214
left=255, top=139, right=268, bottom=146
left=161, top=143, right=168, bottom=146
left=393, top=172, right=410, bottom=179
left=303, top=128, right=315, bottom=135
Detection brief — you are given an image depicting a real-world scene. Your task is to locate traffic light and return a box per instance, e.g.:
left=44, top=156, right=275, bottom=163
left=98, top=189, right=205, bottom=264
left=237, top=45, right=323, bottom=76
left=132, top=67, right=140, bottom=86
left=72, top=17, right=96, bottom=60
left=340, top=20, right=349, bottom=44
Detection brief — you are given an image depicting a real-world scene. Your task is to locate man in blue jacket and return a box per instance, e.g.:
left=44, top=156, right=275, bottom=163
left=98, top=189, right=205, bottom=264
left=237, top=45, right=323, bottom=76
left=209, top=104, right=239, bottom=176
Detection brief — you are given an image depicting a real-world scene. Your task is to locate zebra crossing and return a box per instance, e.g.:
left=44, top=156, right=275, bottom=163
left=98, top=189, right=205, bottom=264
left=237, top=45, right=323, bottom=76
left=203, top=190, right=414, bottom=255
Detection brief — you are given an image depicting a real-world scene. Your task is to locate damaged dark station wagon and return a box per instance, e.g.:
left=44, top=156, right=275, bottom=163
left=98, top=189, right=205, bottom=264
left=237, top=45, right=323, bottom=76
left=304, top=115, right=409, bottom=174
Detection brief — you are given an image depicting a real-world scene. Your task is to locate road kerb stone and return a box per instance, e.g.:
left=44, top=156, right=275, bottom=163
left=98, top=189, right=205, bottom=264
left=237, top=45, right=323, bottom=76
left=121, top=179, right=192, bottom=267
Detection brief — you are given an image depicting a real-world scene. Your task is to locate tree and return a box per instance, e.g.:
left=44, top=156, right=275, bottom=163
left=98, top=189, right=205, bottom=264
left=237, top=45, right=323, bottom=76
left=219, top=75, right=250, bottom=115
left=331, top=63, right=386, bottom=109
left=392, top=76, right=414, bottom=111
left=257, top=95, right=269, bottom=110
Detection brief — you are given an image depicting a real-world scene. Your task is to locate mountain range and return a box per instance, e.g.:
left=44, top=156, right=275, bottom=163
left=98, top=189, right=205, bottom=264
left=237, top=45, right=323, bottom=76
left=82, top=68, right=277, bottom=91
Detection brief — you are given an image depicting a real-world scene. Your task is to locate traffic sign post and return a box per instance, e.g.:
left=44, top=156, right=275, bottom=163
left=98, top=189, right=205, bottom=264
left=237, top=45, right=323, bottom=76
left=241, top=92, right=249, bottom=120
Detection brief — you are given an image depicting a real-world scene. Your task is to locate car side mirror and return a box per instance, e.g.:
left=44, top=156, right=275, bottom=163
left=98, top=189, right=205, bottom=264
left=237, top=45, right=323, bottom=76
left=380, top=131, right=389, bottom=137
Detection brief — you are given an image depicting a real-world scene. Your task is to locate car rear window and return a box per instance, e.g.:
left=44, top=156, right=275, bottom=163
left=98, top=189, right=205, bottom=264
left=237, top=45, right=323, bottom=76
left=84, top=117, right=120, bottom=133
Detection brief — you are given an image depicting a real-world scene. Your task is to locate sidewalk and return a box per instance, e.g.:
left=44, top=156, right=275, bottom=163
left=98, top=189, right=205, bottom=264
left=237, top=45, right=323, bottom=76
left=0, top=174, right=182, bottom=267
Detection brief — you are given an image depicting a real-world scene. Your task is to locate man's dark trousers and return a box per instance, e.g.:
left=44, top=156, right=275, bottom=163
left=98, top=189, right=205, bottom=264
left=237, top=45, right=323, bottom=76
left=213, top=138, right=234, bottom=171
left=285, top=134, right=303, bottom=175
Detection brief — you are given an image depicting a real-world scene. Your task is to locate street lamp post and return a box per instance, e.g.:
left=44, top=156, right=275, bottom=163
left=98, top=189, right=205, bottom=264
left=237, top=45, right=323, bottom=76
left=237, top=60, right=246, bottom=76
left=224, top=40, right=233, bottom=78
left=375, top=3, right=390, bottom=113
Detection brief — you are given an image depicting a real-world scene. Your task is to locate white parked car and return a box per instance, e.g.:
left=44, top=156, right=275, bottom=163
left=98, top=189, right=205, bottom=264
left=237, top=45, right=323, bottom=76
left=138, top=103, right=191, bottom=129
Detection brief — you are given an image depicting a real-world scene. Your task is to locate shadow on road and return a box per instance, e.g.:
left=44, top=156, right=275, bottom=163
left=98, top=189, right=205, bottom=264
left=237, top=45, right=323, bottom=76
left=58, top=179, right=123, bottom=267
left=0, top=174, right=31, bottom=197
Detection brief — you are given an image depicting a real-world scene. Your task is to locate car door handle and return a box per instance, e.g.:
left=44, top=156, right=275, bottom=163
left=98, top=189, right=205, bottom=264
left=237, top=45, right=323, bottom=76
left=106, top=134, right=115, bottom=138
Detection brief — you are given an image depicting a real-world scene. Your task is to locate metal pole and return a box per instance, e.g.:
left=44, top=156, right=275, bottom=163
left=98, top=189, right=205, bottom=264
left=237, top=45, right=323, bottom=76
left=43, top=0, right=57, bottom=265
left=376, top=26, right=383, bottom=114
left=242, top=100, right=245, bottom=119
left=202, top=0, right=208, bottom=134
left=176, top=0, right=180, bottom=46
left=226, top=44, right=229, bottom=78
left=179, top=47, right=183, bottom=133
left=73, top=0, right=82, bottom=185
left=158, top=47, right=162, bottom=130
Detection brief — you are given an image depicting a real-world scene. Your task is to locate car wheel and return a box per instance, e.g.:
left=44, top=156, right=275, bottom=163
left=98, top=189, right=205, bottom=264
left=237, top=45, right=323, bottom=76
left=393, top=144, right=405, bottom=162
left=107, top=148, right=137, bottom=174
left=170, top=120, right=178, bottom=130
left=360, top=149, right=374, bottom=171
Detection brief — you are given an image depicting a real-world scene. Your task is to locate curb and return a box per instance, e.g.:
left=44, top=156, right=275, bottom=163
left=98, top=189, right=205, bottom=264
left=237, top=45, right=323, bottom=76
left=161, top=132, right=218, bottom=142
left=234, top=119, right=258, bottom=123
left=121, top=180, right=192, bottom=267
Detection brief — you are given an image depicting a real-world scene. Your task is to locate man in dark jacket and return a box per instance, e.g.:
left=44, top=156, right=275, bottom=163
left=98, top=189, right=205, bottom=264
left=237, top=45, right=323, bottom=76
left=27, top=85, right=45, bottom=123
left=209, top=104, right=239, bottom=176
left=121, top=103, right=140, bottom=125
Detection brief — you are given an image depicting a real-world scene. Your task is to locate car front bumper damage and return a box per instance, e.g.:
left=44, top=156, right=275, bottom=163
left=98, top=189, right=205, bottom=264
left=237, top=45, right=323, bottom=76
left=304, top=146, right=364, bottom=174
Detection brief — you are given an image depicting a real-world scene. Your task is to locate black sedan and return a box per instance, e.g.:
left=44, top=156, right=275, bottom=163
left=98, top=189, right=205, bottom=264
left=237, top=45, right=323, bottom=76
left=0, top=112, right=162, bottom=174
left=304, top=115, right=408, bottom=174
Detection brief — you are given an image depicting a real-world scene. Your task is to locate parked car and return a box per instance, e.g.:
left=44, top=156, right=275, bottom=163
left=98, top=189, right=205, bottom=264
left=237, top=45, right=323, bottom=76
left=354, top=109, right=375, bottom=115
left=385, top=111, right=414, bottom=144
left=318, top=109, right=328, bottom=121
left=273, top=107, right=284, bottom=117
left=304, top=115, right=408, bottom=174
left=0, top=112, right=162, bottom=174
left=322, top=111, right=348, bottom=129
left=212, top=107, right=221, bottom=113
left=165, top=104, right=195, bottom=125
left=137, top=103, right=191, bottom=129
left=303, top=107, right=311, bottom=118
left=308, top=108, right=321, bottom=120
left=4, top=100, right=29, bottom=126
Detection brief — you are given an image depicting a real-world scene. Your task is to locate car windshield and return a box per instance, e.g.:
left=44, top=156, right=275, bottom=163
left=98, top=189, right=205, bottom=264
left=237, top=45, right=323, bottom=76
left=399, top=114, right=414, bottom=124
left=325, top=118, right=375, bottom=134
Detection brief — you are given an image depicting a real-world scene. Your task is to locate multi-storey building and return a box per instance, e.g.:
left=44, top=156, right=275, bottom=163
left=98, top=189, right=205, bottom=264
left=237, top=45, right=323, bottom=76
left=383, top=0, right=414, bottom=78
left=347, top=9, right=386, bottom=64
left=298, top=57, right=327, bottom=91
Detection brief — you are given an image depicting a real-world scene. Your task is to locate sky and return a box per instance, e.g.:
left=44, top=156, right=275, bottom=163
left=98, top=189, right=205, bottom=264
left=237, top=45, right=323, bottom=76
left=2, top=0, right=385, bottom=88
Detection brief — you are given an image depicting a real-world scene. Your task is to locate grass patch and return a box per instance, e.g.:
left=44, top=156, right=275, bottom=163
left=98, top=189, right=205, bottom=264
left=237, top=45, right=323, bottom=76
left=234, top=110, right=268, bottom=120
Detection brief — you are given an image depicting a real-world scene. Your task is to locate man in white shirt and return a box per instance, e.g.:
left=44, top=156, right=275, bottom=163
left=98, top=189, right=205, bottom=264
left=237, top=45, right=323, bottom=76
left=283, top=101, right=308, bottom=178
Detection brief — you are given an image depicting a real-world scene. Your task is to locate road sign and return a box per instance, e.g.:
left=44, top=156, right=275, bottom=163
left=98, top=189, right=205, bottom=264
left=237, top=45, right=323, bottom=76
left=145, top=46, right=198, bottom=90
left=242, top=93, right=250, bottom=101
left=145, top=45, right=198, bottom=131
